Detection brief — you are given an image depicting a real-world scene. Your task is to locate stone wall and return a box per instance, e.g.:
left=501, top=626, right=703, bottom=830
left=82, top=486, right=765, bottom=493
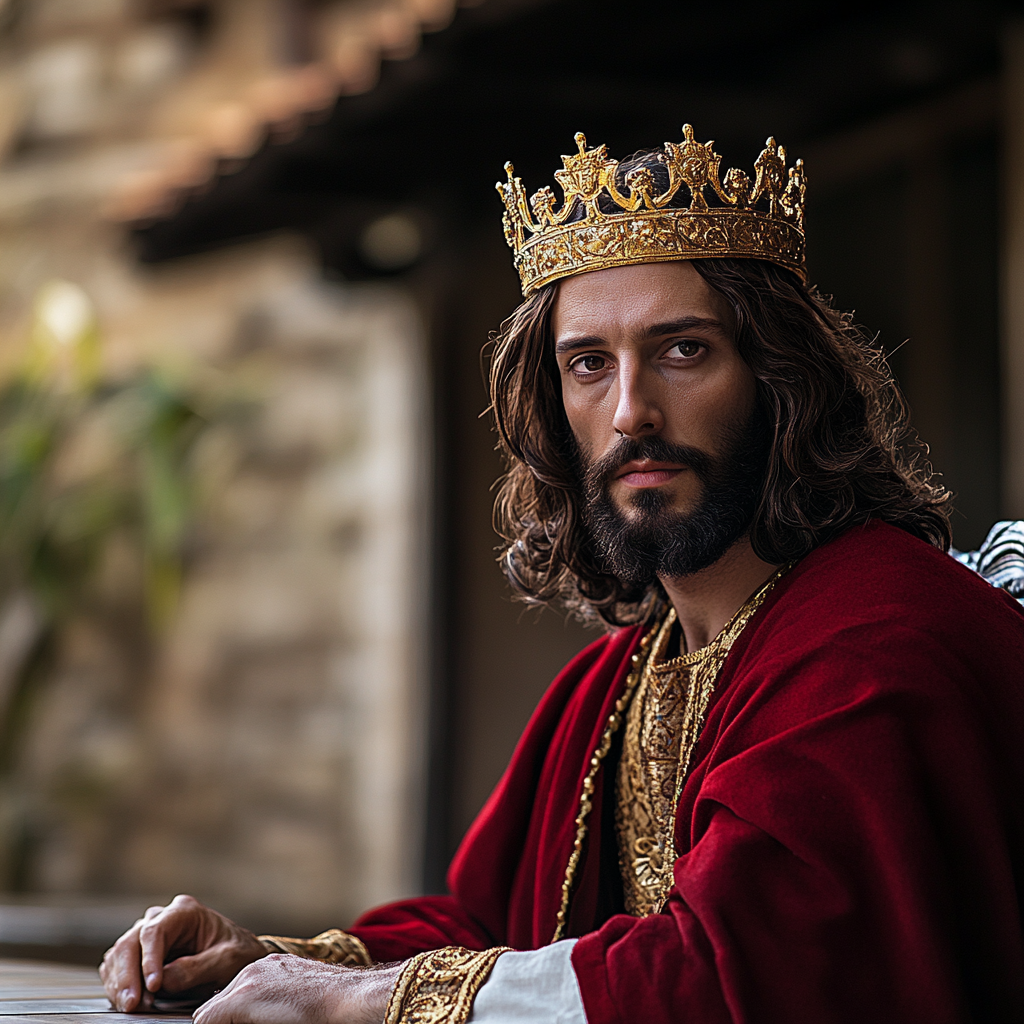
left=8, top=234, right=430, bottom=934
left=0, top=0, right=432, bottom=934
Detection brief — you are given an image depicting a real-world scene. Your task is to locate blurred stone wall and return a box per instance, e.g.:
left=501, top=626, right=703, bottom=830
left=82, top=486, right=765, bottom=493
left=12, top=239, right=430, bottom=932
left=0, top=0, right=431, bottom=935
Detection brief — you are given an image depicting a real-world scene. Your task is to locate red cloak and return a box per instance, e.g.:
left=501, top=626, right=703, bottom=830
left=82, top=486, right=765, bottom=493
left=349, top=521, right=1024, bottom=1023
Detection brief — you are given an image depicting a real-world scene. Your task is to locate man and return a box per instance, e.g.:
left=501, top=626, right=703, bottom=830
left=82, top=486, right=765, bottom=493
left=100, top=126, right=1024, bottom=1023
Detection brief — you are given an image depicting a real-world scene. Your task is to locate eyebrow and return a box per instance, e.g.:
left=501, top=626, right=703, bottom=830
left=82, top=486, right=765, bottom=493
left=554, top=316, right=728, bottom=354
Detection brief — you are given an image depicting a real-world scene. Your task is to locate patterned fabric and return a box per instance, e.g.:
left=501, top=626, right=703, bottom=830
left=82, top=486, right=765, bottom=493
left=614, top=566, right=786, bottom=918
left=257, top=928, right=371, bottom=966
left=951, top=521, right=1024, bottom=606
left=384, top=946, right=511, bottom=1024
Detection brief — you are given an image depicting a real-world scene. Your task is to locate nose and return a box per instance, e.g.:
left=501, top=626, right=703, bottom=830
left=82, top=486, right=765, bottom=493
left=611, top=361, right=664, bottom=438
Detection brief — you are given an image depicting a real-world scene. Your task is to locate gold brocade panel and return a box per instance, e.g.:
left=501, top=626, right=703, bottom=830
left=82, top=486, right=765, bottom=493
left=614, top=569, right=785, bottom=918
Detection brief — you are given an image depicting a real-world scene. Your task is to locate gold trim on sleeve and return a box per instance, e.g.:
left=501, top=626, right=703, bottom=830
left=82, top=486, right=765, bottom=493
left=256, top=928, right=372, bottom=967
left=384, top=946, right=512, bottom=1024
left=550, top=623, right=659, bottom=943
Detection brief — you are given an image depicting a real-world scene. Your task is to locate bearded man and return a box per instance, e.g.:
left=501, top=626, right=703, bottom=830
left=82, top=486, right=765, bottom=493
left=100, top=127, right=1024, bottom=1023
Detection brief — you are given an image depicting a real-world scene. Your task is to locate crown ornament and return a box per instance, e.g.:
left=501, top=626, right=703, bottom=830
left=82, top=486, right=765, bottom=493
left=497, top=125, right=807, bottom=295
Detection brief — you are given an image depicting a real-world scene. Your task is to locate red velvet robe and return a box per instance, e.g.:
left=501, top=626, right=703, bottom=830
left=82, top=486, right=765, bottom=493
left=349, top=521, right=1024, bottom=1023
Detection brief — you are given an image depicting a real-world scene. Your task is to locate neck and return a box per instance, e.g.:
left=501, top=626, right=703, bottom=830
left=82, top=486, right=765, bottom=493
left=659, top=537, right=779, bottom=652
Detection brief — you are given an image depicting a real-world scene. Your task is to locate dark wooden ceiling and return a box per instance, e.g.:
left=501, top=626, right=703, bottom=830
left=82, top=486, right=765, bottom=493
left=133, top=0, right=1022, bottom=273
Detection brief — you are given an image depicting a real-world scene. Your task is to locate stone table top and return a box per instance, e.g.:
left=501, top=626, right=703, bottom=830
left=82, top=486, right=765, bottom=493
left=0, top=960, right=188, bottom=1023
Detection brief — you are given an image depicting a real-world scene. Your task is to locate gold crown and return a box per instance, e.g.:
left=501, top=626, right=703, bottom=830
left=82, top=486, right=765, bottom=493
left=497, top=125, right=807, bottom=295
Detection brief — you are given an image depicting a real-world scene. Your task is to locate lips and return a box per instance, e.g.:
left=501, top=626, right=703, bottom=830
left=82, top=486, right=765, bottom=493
left=614, top=460, right=686, bottom=488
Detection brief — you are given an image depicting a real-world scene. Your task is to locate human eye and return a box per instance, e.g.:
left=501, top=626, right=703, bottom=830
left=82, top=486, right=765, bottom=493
left=667, top=338, right=705, bottom=359
left=568, top=353, right=609, bottom=378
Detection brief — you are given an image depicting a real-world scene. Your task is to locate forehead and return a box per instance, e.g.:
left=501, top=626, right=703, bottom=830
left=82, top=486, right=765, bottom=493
left=552, top=261, right=732, bottom=338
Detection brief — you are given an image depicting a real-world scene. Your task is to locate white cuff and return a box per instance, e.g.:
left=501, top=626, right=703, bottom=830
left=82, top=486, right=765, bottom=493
left=467, top=939, right=586, bottom=1024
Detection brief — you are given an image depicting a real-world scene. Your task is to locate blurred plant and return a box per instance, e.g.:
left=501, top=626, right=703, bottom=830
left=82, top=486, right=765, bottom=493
left=0, top=280, right=218, bottom=765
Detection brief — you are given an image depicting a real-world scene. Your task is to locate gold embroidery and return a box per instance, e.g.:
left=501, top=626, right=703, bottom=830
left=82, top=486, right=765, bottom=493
left=257, top=928, right=372, bottom=967
left=616, top=567, right=788, bottom=917
left=384, top=946, right=511, bottom=1024
left=615, top=611, right=687, bottom=916
left=550, top=623, right=659, bottom=943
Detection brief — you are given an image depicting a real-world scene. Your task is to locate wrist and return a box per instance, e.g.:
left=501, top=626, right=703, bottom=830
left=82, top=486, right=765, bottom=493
left=331, top=963, right=402, bottom=1024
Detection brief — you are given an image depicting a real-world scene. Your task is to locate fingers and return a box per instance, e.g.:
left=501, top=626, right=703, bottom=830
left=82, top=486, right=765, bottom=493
left=99, top=925, right=145, bottom=1013
left=98, top=894, right=260, bottom=1012
left=162, top=944, right=241, bottom=994
left=139, top=894, right=204, bottom=993
left=139, top=915, right=170, bottom=993
left=98, top=894, right=208, bottom=1010
left=136, top=904, right=166, bottom=992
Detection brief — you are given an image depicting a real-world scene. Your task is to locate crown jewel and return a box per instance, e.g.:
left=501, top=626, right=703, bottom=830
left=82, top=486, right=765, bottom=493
left=497, top=125, right=807, bottom=295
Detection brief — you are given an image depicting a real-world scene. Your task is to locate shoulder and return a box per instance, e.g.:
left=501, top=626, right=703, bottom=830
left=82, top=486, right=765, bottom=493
left=727, top=521, right=1024, bottom=710
left=521, top=623, right=643, bottom=741
left=706, top=524, right=1024, bottom=779
left=767, top=520, right=1024, bottom=642
left=552, top=624, right=638, bottom=690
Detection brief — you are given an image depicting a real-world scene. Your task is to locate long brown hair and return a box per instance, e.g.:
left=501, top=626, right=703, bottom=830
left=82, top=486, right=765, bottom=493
left=488, top=257, right=952, bottom=628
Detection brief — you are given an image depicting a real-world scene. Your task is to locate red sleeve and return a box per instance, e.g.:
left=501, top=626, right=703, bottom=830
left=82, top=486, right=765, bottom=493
left=346, top=895, right=492, bottom=963
left=348, top=631, right=626, bottom=962
left=572, top=603, right=1024, bottom=1024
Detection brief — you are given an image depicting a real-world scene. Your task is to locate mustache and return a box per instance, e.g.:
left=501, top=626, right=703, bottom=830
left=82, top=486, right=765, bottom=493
left=581, top=435, right=715, bottom=491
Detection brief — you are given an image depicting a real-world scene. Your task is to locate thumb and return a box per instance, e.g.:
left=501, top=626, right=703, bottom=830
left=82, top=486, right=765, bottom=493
left=160, top=943, right=242, bottom=993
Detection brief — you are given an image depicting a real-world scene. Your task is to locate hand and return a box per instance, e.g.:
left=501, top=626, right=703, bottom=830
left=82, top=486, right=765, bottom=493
left=99, top=894, right=268, bottom=1013
left=193, top=954, right=402, bottom=1024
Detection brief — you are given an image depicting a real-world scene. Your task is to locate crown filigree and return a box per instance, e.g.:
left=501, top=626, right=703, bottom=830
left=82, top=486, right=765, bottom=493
left=497, top=125, right=807, bottom=295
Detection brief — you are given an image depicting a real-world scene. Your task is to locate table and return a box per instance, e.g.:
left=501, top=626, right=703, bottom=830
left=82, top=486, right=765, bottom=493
left=0, top=959, right=188, bottom=1023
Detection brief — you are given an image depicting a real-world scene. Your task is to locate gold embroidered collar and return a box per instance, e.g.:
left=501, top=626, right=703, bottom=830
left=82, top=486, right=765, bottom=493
left=551, top=566, right=787, bottom=939
left=615, top=568, right=787, bottom=916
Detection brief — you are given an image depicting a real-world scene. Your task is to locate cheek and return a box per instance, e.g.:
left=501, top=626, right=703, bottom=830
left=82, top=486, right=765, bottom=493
left=562, top=404, right=590, bottom=456
left=561, top=384, right=606, bottom=454
left=666, top=367, right=756, bottom=444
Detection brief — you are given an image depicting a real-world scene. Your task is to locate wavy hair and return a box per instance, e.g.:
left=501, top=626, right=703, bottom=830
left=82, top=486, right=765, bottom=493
left=488, top=257, right=952, bottom=628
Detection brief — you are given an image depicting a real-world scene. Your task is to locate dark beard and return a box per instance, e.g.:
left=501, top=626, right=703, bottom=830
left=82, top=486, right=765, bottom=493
left=576, top=410, right=769, bottom=585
